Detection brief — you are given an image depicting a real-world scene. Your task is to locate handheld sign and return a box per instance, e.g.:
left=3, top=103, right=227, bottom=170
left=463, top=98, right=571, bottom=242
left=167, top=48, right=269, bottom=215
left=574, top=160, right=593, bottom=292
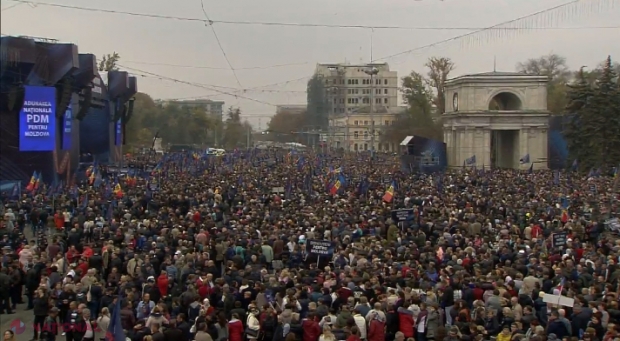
left=552, top=231, right=568, bottom=248
left=306, top=239, right=335, bottom=267
left=391, top=208, right=414, bottom=222
left=272, top=187, right=285, bottom=194
left=306, top=240, right=335, bottom=256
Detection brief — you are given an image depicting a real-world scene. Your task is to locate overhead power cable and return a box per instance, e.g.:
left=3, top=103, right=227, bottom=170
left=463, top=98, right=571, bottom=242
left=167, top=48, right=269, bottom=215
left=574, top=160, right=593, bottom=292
left=197, top=0, right=243, bottom=89
left=122, top=60, right=310, bottom=70
left=6, top=0, right=619, bottom=31
left=117, top=64, right=278, bottom=107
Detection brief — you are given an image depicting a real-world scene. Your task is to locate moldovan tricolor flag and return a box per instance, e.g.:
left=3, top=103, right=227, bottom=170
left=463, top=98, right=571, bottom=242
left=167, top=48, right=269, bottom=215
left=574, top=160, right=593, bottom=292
left=560, top=209, right=569, bottom=223
left=113, top=183, right=123, bottom=198
left=34, top=172, right=42, bottom=191
left=382, top=181, right=395, bottom=203
left=25, top=171, right=38, bottom=192
left=329, top=179, right=341, bottom=195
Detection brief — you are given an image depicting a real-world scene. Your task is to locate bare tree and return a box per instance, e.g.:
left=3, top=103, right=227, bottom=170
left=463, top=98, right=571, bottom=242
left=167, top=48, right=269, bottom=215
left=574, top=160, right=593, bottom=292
left=424, top=57, right=455, bottom=115
left=516, top=53, right=571, bottom=82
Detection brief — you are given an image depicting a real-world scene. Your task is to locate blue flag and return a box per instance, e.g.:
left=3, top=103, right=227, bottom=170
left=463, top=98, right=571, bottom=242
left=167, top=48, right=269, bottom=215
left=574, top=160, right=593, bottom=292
left=106, top=294, right=126, bottom=341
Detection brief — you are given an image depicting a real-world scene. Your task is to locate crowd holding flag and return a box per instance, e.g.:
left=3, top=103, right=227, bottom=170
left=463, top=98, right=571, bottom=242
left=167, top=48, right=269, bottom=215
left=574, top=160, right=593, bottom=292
left=464, top=155, right=476, bottom=167
left=25, top=171, right=38, bottom=192
left=383, top=181, right=395, bottom=203
left=106, top=289, right=127, bottom=341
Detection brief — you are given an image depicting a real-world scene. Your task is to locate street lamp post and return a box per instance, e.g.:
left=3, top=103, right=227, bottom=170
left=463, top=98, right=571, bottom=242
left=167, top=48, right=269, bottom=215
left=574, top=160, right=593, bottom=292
left=364, top=67, right=379, bottom=157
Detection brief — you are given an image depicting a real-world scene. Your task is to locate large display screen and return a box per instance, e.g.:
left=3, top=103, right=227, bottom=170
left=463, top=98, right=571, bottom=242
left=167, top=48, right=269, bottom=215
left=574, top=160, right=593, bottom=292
left=62, top=103, right=72, bottom=150
left=19, top=86, right=57, bottom=151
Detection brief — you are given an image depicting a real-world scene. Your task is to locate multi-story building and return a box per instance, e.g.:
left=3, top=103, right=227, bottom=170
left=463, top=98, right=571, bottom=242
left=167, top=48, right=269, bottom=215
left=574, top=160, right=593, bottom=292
left=315, top=62, right=400, bottom=151
left=329, top=105, right=407, bottom=152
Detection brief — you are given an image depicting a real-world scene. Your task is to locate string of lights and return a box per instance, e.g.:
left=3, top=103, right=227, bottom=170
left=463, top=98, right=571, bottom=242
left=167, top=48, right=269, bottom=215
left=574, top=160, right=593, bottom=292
left=373, top=0, right=617, bottom=62
left=6, top=0, right=619, bottom=31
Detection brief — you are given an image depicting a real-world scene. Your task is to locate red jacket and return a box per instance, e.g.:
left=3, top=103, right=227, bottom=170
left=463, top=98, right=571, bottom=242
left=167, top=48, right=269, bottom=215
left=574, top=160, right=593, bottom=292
left=157, top=275, right=169, bottom=297
left=397, top=310, right=415, bottom=337
left=368, top=319, right=386, bottom=341
left=302, top=319, right=321, bottom=341
left=228, top=319, right=244, bottom=341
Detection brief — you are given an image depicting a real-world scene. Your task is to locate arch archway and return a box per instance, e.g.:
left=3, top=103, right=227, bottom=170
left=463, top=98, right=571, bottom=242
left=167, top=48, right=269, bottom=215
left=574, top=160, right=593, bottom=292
left=488, top=91, right=522, bottom=111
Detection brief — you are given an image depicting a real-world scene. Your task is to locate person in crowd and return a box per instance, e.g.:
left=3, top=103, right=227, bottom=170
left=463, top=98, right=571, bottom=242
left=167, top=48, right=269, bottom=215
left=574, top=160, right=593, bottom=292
left=1, top=149, right=619, bottom=341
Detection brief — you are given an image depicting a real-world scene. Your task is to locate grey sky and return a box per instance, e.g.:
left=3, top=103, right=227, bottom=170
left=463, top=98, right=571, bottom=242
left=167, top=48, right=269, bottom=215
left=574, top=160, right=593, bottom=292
left=1, top=0, right=619, bottom=129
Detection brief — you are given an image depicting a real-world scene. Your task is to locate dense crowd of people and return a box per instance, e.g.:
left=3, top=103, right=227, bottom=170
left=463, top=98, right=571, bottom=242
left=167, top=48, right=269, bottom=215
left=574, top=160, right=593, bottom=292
left=1, top=149, right=619, bottom=341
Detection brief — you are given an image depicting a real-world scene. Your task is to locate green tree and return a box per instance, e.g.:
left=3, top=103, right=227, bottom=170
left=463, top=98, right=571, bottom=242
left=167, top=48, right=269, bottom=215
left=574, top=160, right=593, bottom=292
left=564, top=57, right=620, bottom=171
left=305, top=75, right=329, bottom=129
left=267, top=111, right=306, bottom=142
left=563, top=67, right=596, bottom=169
left=127, top=94, right=214, bottom=148
left=98, top=52, right=120, bottom=72
left=222, top=107, right=245, bottom=148
left=516, top=53, right=571, bottom=114
left=590, top=56, right=620, bottom=168
left=382, top=71, right=442, bottom=144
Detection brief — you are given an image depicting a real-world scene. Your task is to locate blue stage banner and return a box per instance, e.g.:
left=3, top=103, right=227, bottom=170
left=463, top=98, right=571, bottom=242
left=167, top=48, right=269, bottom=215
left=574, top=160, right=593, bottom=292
left=115, top=119, right=122, bottom=146
left=19, top=86, right=57, bottom=151
left=62, top=103, right=72, bottom=150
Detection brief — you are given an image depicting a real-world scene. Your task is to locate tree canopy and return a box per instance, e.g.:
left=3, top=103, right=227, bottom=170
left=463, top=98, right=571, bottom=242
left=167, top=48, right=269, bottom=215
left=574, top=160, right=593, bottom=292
left=125, top=94, right=252, bottom=149
left=381, top=57, right=450, bottom=144
left=98, top=52, right=120, bottom=72
left=563, top=56, right=620, bottom=171
left=305, top=75, right=329, bottom=130
left=267, top=110, right=306, bottom=143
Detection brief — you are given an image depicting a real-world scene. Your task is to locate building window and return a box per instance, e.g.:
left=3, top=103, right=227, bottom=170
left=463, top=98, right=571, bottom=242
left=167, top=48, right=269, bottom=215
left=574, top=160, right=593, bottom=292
left=376, top=79, right=380, bottom=85
left=347, top=79, right=352, bottom=85
left=354, top=120, right=359, bottom=126
left=364, top=143, right=368, bottom=150
left=364, top=131, right=368, bottom=139
left=384, top=98, right=388, bottom=104
left=384, top=79, right=388, bottom=85
left=375, top=89, right=381, bottom=95
left=363, top=97, right=369, bottom=104
left=384, top=89, right=388, bottom=94
left=354, top=143, right=358, bottom=151
left=375, top=98, right=381, bottom=104
left=354, top=131, right=359, bottom=139
left=385, top=120, right=390, bottom=126
left=364, top=120, right=368, bottom=125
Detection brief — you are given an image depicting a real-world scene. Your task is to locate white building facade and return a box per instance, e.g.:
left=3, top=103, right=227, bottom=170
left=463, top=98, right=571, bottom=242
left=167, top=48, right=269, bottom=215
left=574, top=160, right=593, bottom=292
left=442, top=72, right=550, bottom=170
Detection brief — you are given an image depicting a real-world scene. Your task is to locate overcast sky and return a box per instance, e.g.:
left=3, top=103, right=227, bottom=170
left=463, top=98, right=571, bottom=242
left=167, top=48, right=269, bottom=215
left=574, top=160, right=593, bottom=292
left=1, top=0, right=619, bottom=128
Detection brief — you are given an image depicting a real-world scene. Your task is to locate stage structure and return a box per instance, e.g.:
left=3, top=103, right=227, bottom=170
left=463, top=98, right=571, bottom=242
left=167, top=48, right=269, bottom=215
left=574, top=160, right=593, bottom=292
left=399, top=135, right=447, bottom=174
left=0, top=35, right=137, bottom=186
left=442, top=72, right=550, bottom=170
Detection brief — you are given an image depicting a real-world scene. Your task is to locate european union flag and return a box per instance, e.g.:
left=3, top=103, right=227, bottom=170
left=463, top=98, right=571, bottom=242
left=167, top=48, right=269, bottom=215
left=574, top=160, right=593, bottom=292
left=106, top=292, right=126, bottom=341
